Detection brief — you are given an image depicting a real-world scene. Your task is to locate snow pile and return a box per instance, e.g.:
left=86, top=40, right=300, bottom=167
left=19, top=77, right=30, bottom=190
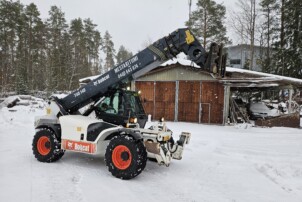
left=0, top=95, right=45, bottom=110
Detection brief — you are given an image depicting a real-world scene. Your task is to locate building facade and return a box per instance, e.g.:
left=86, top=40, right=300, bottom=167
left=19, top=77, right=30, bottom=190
left=134, top=63, right=226, bottom=124
left=225, top=44, right=265, bottom=71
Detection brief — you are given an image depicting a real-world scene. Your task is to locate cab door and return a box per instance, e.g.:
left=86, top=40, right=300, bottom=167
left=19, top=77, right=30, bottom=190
left=95, top=92, right=127, bottom=126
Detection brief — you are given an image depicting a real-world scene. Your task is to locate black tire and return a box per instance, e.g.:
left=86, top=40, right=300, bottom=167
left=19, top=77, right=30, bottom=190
left=105, top=135, right=147, bottom=180
left=32, top=128, right=65, bottom=163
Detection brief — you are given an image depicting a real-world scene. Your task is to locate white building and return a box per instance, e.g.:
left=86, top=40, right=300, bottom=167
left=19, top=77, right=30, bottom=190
left=225, top=44, right=265, bottom=72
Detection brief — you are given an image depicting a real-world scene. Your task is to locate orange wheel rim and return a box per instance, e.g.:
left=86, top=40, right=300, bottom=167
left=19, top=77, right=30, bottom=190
left=112, top=145, right=132, bottom=170
left=37, top=136, right=51, bottom=155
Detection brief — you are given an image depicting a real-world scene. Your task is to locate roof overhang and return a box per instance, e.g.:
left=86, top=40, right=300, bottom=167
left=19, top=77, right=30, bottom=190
left=220, top=67, right=302, bottom=89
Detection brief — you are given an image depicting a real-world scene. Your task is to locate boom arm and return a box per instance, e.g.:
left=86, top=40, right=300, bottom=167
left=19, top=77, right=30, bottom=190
left=55, top=28, right=226, bottom=115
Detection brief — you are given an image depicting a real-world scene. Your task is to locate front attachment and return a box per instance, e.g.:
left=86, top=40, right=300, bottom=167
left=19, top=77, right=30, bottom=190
left=204, top=43, right=227, bottom=77
left=171, top=132, right=191, bottom=160
left=141, top=122, right=191, bottom=166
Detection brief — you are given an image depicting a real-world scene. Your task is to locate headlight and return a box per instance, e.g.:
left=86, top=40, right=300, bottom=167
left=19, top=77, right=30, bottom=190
left=160, top=117, right=164, bottom=122
left=129, top=117, right=137, bottom=123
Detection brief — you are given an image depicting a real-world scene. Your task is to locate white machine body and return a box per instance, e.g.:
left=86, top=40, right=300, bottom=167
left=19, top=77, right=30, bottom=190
left=35, top=101, right=190, bottom=167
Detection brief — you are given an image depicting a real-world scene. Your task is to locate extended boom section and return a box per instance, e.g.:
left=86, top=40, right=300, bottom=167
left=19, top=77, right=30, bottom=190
left=56, top=28, right=225, bottom=115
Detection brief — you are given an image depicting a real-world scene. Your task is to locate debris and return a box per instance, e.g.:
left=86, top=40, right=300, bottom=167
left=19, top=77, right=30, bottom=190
left=255, top=112, right=300, bottom=128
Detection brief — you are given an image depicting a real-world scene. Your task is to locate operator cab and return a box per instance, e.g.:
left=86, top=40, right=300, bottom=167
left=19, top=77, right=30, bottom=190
left=94, top=89, right=147, bottom=128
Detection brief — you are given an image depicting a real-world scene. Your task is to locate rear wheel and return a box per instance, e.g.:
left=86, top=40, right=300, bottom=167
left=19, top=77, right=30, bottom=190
left=32, top=128, right=65, bottom=162
left=105, top=135, right=147, bottom=179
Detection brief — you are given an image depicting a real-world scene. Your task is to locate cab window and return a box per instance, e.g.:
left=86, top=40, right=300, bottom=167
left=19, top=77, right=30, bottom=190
left=98, top=92, right=121, bottom=115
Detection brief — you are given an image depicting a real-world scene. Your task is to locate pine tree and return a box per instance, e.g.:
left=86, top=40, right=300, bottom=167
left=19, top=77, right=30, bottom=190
left=0, top=2, right=119, bottom=93
left=0, top=1, right=24, bottom=93
left=15, top=3, right=28, bottom=94
left=46, top=6, right=69, bottom=92
left=69, top=18, right=86, bottom=89
left=84, top=18, right=102, bottom=75
left=185, top=0, right=230, bottom=48
left=270, top=0, right=302, bottom=78
left=280, top=0, right=302, bottom=78
left=116, top=45, right=133, bottom=64
left=33, top=19, right=48, bottom=92
left=103, top=31, right=115, bottom=72
left=24, top=3, right=45, bottom=91
left=259, top=0, right=279, bottom=73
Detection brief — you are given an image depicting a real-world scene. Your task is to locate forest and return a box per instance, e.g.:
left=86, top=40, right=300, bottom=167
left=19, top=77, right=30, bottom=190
left=0, top=0, right=301, bottom=95
left=0, top=1, right=132, bottom=95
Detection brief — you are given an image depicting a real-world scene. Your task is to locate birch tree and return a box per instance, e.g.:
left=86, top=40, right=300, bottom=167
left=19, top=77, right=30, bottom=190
left=230, top=0, right=259, bottom=70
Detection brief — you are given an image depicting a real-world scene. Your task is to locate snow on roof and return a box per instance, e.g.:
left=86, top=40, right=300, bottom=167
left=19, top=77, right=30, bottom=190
left=226, top=67, right=302, bottom=85
left=79, top=55, right=200, bottom=83
left=79, top=57, right=302, bottom=85
left=162, top=57, right=302, bottom=84
left=160, top=57, right=199, bottom=68
left=162, top=58, right=302, bottom=84
left=79, top=75, right=99, bottom=83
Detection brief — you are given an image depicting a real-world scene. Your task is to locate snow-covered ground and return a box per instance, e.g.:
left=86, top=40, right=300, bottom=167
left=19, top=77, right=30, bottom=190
left=1, top=106, right=302, bottom=202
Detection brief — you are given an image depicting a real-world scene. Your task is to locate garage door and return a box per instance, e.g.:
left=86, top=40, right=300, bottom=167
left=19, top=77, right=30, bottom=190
left=135, top=81, right=155, bottom=117
left=178, top=81, right=200, bottom=122
left=136, top=81, right=224, bottom=124
left=136, top=81, right=175, bottom=121
left=154, top=82, right=175, bottom=120
left=201, top=82, right=224, bottom=124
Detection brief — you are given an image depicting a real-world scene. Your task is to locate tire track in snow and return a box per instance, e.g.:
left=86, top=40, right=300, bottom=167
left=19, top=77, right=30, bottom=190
left=31, top=160, right=86, bottom=202
left=253, top=163, right=302, bottom=197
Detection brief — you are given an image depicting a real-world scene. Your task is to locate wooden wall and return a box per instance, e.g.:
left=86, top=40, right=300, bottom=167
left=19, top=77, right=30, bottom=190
left=136, top=81, right=224, bottom=124
left=178, top=81, right=200, bottom=122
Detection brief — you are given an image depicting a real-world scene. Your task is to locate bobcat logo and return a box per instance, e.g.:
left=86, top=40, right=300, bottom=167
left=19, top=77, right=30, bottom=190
left=67, top=142, right=73, bottom=149
left=62, top=139, right=95, bottom=154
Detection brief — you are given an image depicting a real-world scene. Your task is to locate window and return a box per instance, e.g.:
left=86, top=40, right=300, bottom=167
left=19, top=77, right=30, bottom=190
left=98, top=92, right=120, bottom=115
left=230, top=59, right=241, bottom=65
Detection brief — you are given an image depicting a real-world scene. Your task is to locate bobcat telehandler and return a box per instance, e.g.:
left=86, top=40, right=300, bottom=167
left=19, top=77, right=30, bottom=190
left=33, top=28, right=226, bottom=179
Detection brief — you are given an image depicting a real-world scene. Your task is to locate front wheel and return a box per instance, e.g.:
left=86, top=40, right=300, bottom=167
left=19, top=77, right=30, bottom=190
left=32, top=128, right=65, bottom=163
left=105, top=135, right=147, bottom=180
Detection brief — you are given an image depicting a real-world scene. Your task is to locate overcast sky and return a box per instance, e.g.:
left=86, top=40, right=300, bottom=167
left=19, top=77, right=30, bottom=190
left=18, top=0, right=238, bottom=53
